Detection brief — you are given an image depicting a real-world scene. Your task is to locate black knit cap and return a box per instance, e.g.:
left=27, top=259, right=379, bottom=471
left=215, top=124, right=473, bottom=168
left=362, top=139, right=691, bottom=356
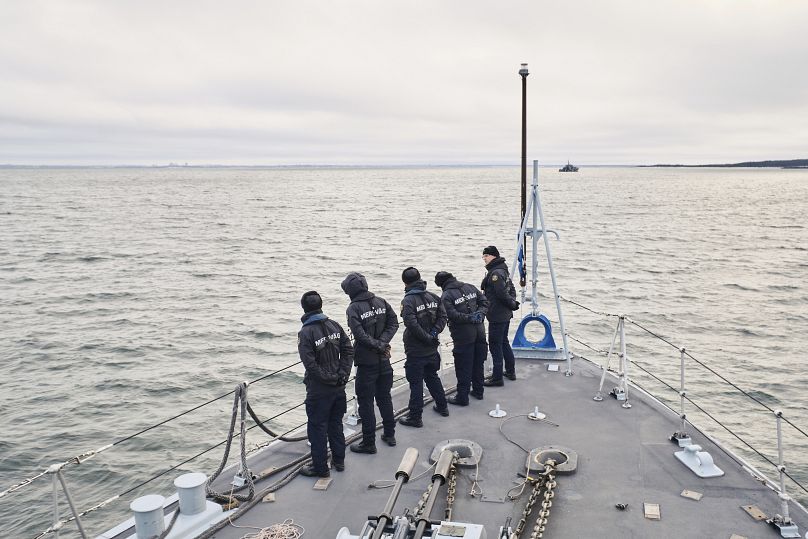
left=483, top=245, right=500, bottom=257
left=401, top=266, right=421, bottom=285
left=300, top=290, right=323, bottom=313
left=434, top=271, right=453, bottom=288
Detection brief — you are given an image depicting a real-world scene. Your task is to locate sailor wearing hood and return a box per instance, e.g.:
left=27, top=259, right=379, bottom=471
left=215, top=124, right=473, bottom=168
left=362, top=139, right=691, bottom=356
left=398, top=266, right=449, bottom=428
left=341, top=272, right=399, bottom=453
left=480, top=246, right=520, bottom=386
left=435, top=271, right=489, bottom=405
left=297, top=291, right=354, bottom=477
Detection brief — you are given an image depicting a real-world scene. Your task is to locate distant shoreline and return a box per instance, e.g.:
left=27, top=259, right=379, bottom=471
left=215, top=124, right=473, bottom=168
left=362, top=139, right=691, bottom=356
left=641, top=158, right=808, bottom=169
left=2, top=159, right=807, bottom=170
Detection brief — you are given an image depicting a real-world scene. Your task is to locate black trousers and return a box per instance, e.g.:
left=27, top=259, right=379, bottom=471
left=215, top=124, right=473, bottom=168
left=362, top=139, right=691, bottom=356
left=355, top=361, right=395, bottom=442
left=488, top=320, right=515, bottom=380
left=305, top=388, right=347, bottom=474
left=453, top=336, right=488, bottom=402
left=404, top=352, right=447, bottom=418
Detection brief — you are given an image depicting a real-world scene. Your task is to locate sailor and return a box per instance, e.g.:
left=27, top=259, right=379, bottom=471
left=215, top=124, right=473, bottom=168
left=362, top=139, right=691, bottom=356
left=480, top=246, right=520, bottom=386
left=398, top=266, right=449, bottom=427
left=297, top=290, right=354, bottom=477
left=341, top=272, right=399, bottom=454
left=435, top=271, right=488, bottom=405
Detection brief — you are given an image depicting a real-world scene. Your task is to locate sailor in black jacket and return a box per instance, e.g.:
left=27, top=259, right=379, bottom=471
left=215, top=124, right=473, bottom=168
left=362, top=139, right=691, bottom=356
left=398, top=267, right=448, bottom=427
left=341, top=272, right=399, bottom=453
left=435, top=271, right=489, bottom=405
left=480, top=246, right=520, bottom=386
left=297, top=291, right=354, bottom=477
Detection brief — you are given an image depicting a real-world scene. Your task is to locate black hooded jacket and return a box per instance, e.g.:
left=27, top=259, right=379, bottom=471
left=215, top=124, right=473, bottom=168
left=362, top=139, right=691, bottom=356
left=400, top=280, right=447, bottom=358
left=297, top=310, right=354, bottom=395
left=439, top=277, right=489, bottom=345
left=481, top=257, right=519, bottom=323
left=341, top=272, right=399, bottom=366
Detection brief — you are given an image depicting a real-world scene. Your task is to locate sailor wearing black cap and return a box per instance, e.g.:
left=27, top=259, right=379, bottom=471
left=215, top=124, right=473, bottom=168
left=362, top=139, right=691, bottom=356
left=398, top=267, right=449, bottom=427
left=480, top=246, right=520, bottom=386
left=435, top=271, right=489, bottom=405
left=341, top=272, right=399, bottom=454
left=297, top=291, right=354, bottom=477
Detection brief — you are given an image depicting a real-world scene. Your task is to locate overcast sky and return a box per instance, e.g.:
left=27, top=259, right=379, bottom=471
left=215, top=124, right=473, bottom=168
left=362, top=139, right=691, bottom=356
left=1, top=1, right=807, bottom=166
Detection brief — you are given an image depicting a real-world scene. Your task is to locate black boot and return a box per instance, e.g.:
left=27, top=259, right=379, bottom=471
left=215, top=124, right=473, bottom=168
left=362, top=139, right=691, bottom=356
left=447, top=395, right=469, bottom=406
left=433, top=404, right=450, bottom=417
left=381, top=434, right=397, bottom=447
left=483, top=378, right=504, bottom=387
left=299, top=465, right=330, bottom=478
left=350, top=440, right=377, bottom=454
left=399, top=415, right=423, bottom=428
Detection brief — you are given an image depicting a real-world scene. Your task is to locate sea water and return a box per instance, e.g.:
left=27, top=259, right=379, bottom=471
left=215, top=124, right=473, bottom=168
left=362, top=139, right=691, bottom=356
left=1, top=166, right=806, bottom=537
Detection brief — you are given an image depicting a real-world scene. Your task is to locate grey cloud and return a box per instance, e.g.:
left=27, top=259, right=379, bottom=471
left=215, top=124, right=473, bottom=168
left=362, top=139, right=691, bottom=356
left=1, top=0, right=807, bottom=165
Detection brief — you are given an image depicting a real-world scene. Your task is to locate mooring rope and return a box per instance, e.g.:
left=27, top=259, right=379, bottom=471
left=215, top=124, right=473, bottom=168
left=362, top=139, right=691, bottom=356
left=206, top=383, right=255, bottom=502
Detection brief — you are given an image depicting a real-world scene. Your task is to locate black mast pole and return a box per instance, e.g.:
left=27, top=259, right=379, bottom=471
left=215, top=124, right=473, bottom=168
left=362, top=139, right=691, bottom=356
left=519, top=63, right=529, bottom=288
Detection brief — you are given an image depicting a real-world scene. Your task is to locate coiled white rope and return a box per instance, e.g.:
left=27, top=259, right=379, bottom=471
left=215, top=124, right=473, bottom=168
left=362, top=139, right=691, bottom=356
left=231, top=518, right=305, bottom=538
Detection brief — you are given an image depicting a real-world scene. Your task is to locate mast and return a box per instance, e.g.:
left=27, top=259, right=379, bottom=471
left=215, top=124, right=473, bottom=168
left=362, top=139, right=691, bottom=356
left=519, top=63, right=529, bottom=288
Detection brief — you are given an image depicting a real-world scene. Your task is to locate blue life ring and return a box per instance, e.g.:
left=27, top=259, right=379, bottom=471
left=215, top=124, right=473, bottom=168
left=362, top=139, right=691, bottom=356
left=512, top=314, right=557, bottom=349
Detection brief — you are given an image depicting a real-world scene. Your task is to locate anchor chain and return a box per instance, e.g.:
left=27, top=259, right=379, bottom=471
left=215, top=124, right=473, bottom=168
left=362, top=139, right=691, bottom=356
left=511, top=459, right=558, bottom=539
left=445, top=459, right=458, bottom=520
left=512, top=475, right=547, bottom=537
left=530, top=460, right=558, bottom=539
left=413, top=481, right=434, bottom=520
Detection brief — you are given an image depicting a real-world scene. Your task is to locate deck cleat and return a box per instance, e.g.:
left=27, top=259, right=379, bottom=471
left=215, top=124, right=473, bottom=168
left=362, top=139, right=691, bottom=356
left=674, top=444, right=724, bottom=478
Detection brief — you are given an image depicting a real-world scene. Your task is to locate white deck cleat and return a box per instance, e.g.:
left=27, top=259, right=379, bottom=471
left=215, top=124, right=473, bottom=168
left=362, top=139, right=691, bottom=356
left=674, top=444, right=724, bottom=478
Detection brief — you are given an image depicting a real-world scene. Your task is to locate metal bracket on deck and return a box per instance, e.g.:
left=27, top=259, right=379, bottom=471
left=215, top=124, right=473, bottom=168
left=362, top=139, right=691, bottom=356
left=768, top=513, right=801, bottom=538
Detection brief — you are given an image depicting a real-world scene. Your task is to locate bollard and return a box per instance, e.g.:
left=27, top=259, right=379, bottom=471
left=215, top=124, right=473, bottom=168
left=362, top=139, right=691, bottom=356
left=130, top=494, right=166, bottom=539
left=174, top=472, right=207, bottom=516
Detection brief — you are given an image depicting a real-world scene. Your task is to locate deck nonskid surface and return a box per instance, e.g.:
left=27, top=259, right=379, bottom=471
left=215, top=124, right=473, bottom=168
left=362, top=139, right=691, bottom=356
left=209, top=359, right=806, bottom=539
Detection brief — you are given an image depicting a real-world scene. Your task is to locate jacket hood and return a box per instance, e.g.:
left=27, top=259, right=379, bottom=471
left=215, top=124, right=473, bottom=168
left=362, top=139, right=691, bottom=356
left=341, top=272, right=369, bottom=299
left=301, top=311, right=327, bottom=326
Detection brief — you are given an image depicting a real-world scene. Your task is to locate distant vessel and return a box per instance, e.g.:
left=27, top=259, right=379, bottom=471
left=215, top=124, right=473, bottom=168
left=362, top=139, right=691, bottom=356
left=559, top=160, right=578, bottom=172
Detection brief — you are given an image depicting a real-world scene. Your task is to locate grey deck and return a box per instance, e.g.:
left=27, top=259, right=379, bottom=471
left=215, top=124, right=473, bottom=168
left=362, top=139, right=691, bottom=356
left=202, top=358, right=806, bottom=538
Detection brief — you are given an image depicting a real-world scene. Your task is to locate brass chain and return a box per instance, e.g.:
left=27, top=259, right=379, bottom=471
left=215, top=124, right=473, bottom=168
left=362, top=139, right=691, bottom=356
left=445, top=459, right=458, bottom=520
left=513, top=474, right=547, bottom=537
left=529, top=460, right=558, bottom=539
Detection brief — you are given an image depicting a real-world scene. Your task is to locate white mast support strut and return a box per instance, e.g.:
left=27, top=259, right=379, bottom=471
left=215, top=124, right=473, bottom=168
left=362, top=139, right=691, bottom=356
left=532, top=160, right=573, bottom=375
left=593, top=320, right=621, bottom=401
left=618, top=317, right=631, bottom=409
left=531, top=162, right=539, bottom=315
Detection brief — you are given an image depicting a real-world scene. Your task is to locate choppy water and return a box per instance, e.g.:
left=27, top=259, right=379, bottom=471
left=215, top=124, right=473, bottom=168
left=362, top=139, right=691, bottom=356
left=1, top=166, right=807, bottom=537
